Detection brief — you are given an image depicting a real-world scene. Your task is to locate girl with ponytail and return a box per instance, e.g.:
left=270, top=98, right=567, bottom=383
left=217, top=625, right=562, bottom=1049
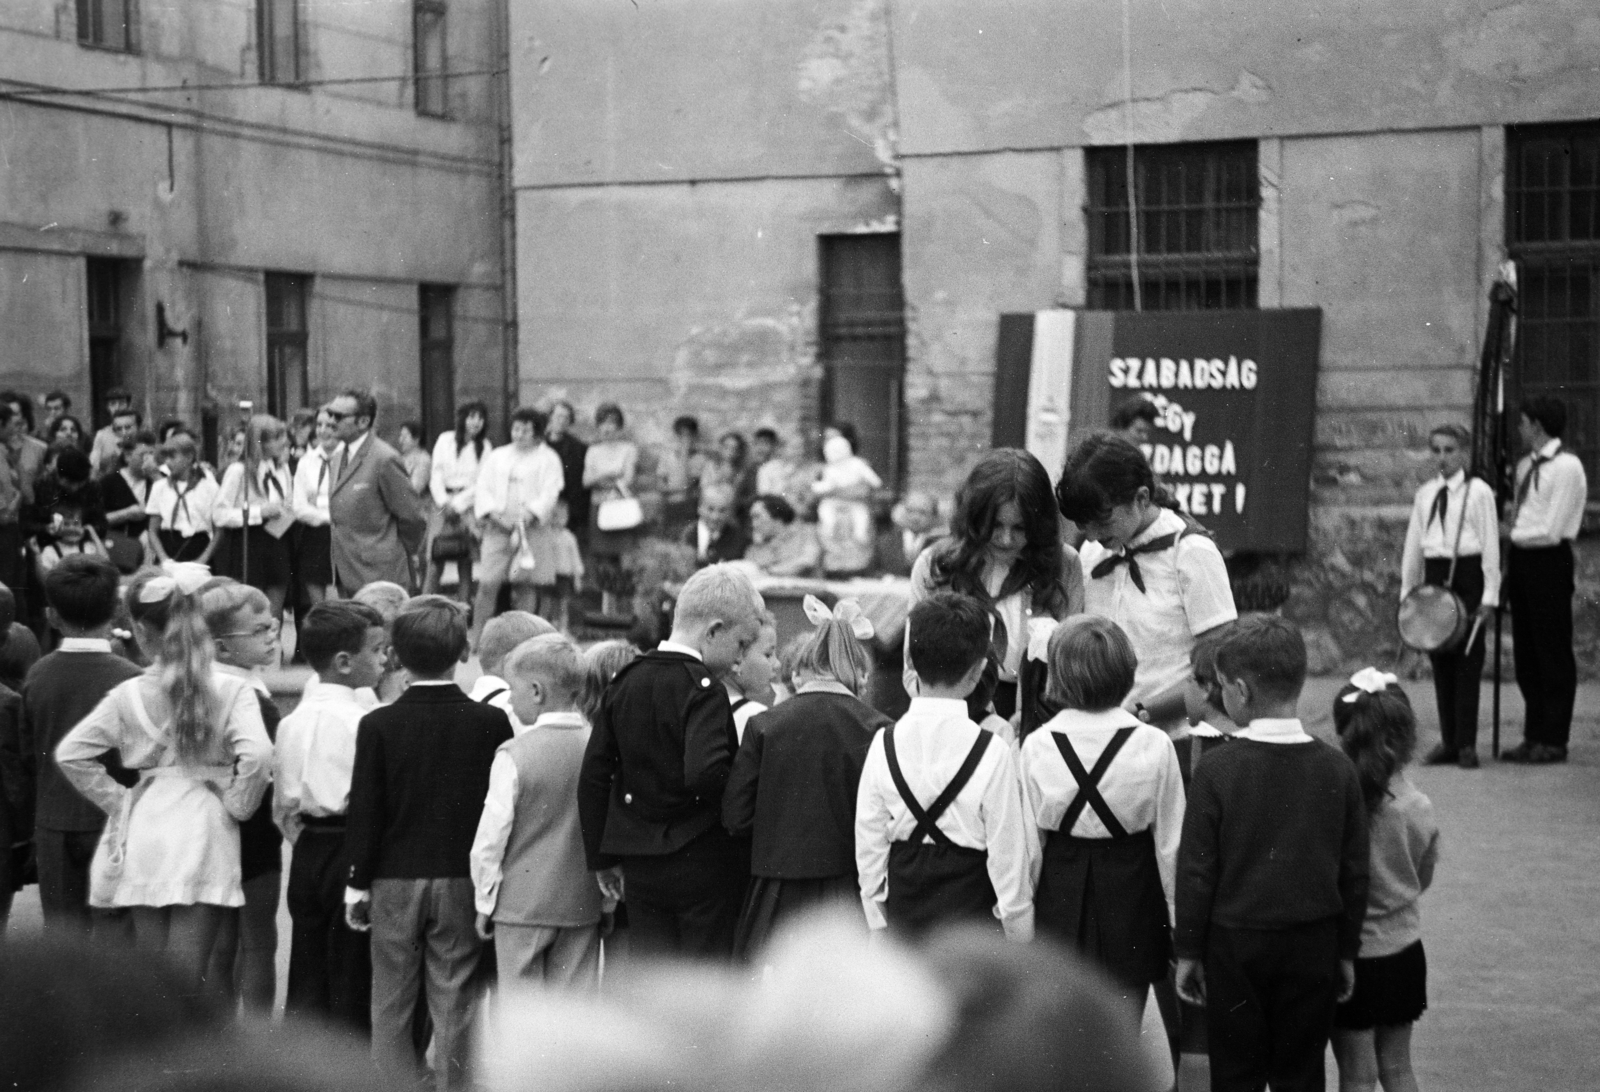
left=57, top=566, right=273, bottom=988
left=722, top=596, right=894, bottom=959
left=1329, top=669, right=1441, bottom=1092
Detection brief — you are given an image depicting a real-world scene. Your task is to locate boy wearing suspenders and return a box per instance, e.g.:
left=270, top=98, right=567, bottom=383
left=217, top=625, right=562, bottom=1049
left=855, top=592, right=1034, bottom=940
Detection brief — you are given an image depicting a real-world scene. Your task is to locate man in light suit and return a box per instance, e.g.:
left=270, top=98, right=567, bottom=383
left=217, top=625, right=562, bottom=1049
left=326, top=389, right=428, bottom=597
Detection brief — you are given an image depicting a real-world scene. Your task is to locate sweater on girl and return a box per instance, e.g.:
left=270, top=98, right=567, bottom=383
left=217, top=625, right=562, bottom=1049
left=1359, top=773, right=1439, bottom=958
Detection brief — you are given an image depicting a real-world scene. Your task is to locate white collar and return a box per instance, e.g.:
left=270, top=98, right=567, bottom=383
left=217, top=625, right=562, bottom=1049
left=1537, top=438, right=1562, bottom=459
left=657, top=639, right=704, bottom=662
left=308, top=681, right=363, bottom=703
left=796, top=679, right=855, bottom=697
left=1437, top=469, right=1465, bottom=489
left=1043, top=706, right=1141, bottom=733
left=1128, top=507, right=1183, bottom=549
left=532, top=711, right=587, bottom=730
left=408, top=678, right=457, bottom=687
left=906, top=695, right=972, bottom=719
left=1233, top=717, right=1312, bottom=744
left=346, top=431, right=370, bottom=458
left=59, top=637, right=112, bottom=653
left=472, top=674, right=509, bottom=694
left=1186, top=720, right=1226, bottom=738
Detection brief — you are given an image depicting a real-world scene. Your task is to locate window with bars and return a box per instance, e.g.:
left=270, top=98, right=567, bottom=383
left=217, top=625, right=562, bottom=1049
left=77, top=0, right=137, bottom=52
left=819, top=234, right=905, bottom=487
left=415, top=1, right=449, bottom=117
left=1086, top=141, right=1259, bottom=311
left=265, top=273, right=310, bottom=419
left=1508, top=122, right=1600, bottom=495
left=258, top=0, right=301, bottom=85
left=419, top=285, right=456, bottom=444
left=86, top=259, right=125, bottom=420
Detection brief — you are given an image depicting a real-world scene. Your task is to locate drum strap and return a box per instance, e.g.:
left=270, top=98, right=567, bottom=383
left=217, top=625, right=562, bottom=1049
left=1443, top=478, right=1471, bottom=588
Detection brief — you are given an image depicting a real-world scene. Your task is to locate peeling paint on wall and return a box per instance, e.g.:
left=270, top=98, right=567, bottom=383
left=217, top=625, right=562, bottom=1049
left=797, top=0, right=900, bottom=172
left=1082, top=70, right=1273, bottom=144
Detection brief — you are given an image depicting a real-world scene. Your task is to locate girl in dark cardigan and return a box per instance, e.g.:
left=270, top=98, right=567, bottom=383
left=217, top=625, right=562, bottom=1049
left=723, top=596, right=892, bottom=960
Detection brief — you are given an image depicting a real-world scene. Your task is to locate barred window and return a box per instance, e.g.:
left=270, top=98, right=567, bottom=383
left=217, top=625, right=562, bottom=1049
left=419, top=285, right=456, bottom=443
left=265, top=273, right=310, bottom=419
left=1086, top=141, right=1259, bottom=311
left=1508, top=121, right=1600, bottom=494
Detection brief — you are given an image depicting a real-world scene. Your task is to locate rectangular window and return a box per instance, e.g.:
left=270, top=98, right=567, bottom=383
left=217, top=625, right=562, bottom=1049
left=265, top=273, right=310, bottom=419
left=1086, top=141, right=1259, bottom=310
left=258, top=0, right=301, bottom=85
left=77, top=0, right=136, bottom=52
left=1508, top=122, right=1600, bottom=494
left=419, top=285, right=456, bottom=444
left=414, top=1, right=448, bottom=117
left=86, top=259, right=124, bottom=424
left=819, top=234, right=905, bottom=487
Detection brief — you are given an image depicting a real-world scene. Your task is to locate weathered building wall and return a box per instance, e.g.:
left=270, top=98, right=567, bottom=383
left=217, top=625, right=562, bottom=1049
left=0, top=0, right=505, bottom=440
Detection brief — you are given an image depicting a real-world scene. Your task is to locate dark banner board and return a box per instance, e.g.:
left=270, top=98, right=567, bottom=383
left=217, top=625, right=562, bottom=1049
left=992, top=308, right=1322, bottom=553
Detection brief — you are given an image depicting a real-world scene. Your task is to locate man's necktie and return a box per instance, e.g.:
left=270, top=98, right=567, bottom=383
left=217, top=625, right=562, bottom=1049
left=1429, top=486, right=1448, bottom=529
left=1090, top=532, right=1178, bottom=593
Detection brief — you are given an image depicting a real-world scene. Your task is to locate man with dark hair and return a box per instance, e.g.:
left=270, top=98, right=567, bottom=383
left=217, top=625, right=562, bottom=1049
left=1501, top=396, right=1588, bottom=763
left=1111, top=398, right=1161, bottom=446
left=89, top=389, right=135, bottom=478
left=325, top=389, right=428, bottom=596
left=40, top=391, right=70, bottom=441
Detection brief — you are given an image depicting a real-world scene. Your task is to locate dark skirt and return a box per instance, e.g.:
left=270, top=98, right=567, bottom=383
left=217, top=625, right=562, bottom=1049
left=294, top=524, right=334, bottom=586
left=239, top=788, right=283, bottom=882
left=158, top=530, right=212, bottom=564
left=884, top=840, right=997, bottom=938
left=1034, top=828, right=1170, bottom=992
left=733, top=874, right=860, bottom=960
left=216, top=526, right=291, bottom=589
left=1335, top=940, right=1428, bottom=1030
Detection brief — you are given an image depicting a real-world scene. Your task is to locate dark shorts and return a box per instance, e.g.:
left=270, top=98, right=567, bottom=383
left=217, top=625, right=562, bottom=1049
left=1335, top=940, right=1427, bottom=1030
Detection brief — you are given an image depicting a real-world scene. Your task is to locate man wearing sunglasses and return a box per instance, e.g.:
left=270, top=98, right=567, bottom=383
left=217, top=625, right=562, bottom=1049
left=324, top=390, right=427, bottom=597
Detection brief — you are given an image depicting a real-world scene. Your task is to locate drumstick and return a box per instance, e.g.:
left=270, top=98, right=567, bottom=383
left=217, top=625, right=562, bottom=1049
left=1464, top=614, right=1486, bottom=652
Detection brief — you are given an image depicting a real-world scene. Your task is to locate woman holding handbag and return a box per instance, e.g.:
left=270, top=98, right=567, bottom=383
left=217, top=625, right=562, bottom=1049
left=582, top=402, right=641, bottom=599
left=426, top=400, right=493, bottom=601
left=472, top=406, right=565, bottom=642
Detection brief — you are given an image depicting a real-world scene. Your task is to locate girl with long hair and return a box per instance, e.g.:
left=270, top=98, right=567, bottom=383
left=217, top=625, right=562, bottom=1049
left=147, top=433, right=219, bottom=565
left=426, top=400, right=493, bottom=599
left=56, top=567, right=272, bottom=988
left=910, top=448, right=1084, bottom=733
left=1057, top=433, right=1236, bottom=734
left=1331, top=671, right=1440, bottom=1092
left=212, top=414, right=293, bottom=628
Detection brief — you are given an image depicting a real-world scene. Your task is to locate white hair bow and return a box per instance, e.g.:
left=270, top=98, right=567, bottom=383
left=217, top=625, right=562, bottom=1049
left=1342, top=666, right=1399, bottom=703
left=139, top=561, right=213, bottom=603
left=802, top=594, right=875, bottom=641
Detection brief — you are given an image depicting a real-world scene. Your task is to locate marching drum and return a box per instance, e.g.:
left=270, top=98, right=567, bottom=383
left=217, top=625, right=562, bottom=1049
left=1397, top=584, right=1469, bottom=653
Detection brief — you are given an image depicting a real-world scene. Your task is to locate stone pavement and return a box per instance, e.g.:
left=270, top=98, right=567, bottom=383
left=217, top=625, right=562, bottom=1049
left=7, top=675, right=1598, bottom=1091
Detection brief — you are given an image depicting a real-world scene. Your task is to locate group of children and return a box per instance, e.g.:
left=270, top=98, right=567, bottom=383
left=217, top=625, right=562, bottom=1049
left=1, top=547, right=1441, bottom=1092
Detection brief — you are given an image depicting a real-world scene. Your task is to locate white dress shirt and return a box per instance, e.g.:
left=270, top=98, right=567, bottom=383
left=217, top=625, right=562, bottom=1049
left=213, top=461, right=293, bottom=529
left=468, top=673, right=527, bottom=735
left=469, top=710, right=588, bottom=916
left=1511, top=439, right=1587, bottom=547
left=1080, top=508, right=1238, bottom=708
left=273, top=680, right=369, bottom=843
left=474, top=442, right=565, bottom=527
left=292, top=445, right=338, bottom=527
left=146, top=472, right=219, bottom=538
left=1019, top=707, right=1186, bottom=924
left=855, top=696, right=1035, bottom=940
left=431, top=431, right=490, bottom=512
left=1400, top=470, right=1502, bottom=607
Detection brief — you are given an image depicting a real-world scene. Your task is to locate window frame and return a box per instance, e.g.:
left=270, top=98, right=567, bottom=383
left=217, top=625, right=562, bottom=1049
left=818, top=233, right=906, bottom=488
left=264, top=272, right=311, bottom=420
left=1085, top=140, right=1260, bottom=311
left=418, top=284, right=456, bottom=444
left=414, top=0, right=449, bottom=118
left=85, top=258, right=125, bottom=425
left=76, top=0, right=138, bottom=54
left=257, top=0, right=302, bottom=87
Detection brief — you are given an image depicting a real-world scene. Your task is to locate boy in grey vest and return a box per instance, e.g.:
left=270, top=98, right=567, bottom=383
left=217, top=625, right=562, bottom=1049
left=469, top=633, right=608, bottom=986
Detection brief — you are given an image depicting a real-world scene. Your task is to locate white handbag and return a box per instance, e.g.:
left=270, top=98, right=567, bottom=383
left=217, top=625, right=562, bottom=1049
left=596, top=482, right=644, bottom=531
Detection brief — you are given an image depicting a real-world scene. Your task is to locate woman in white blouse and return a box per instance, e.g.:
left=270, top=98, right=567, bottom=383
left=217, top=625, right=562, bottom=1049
left=426, top=400, right=493, bottom=599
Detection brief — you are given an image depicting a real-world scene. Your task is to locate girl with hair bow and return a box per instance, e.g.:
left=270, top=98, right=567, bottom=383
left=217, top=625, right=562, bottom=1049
left=723, top=596, right=894, bottom=959
left=55, top=567, right=273, bottom=990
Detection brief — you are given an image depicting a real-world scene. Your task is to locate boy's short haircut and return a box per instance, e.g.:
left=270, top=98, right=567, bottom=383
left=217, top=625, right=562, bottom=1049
left=478, top=611, right=556, bottom=675
left=1213, top=614, right=1307, bottom=706
left=353, top=580, right=410, bottom=625
left=1428, top=423, right=1471, bottom=448
left=672, top=415, right=700, bottom=437
left=390, top=595, right=469, bottom=676
left=1045, top=616, right=1137, bottom=711
left=752, top=427, right=779, bottom=445
left=907, top=591, right=990, bottom=689
left=1189, top=622, right=1234, bottom=710
left=1111, top=396, right=1161, bottom=431
left=300, top=600, right=386, bottom=672
left=505, top=633, right=584, bottom=702
left=673, top=563, right=761, bottom=631
left=1520, top=395, right=1567, bottom=439
left=43, top=554, right=122, bottom=628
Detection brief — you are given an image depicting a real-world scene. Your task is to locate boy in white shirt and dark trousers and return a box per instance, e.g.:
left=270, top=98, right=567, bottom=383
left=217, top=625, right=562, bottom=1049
left=467, top=611, right=555, bottom=733
left=856, top=591, right=1034, bottom=941
left=1174, top=615, right=1370, bottom=1092
left=1501, top=396, right=1588, bottom=764
left=470, top=634, right=606, bottom=987
left=274, top=600, right=389, bottom=1031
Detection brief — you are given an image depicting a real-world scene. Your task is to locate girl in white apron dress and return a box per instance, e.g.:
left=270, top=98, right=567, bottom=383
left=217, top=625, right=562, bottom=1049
left=56, top=565, right=272, bottom=989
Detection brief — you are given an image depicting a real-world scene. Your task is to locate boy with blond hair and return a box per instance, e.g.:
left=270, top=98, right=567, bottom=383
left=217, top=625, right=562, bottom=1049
left=468, top=611, right=555, bottom=733
left=470, top=634, right=606, bottom=986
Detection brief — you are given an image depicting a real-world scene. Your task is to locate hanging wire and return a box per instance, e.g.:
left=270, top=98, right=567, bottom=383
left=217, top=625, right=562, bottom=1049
left=0, top=69, right=505, bottom=101
left=1121, top=0, right=1142, bottom=311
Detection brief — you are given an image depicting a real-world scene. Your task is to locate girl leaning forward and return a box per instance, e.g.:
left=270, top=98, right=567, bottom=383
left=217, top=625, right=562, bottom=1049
left=56, top=566, right=273, bottom=987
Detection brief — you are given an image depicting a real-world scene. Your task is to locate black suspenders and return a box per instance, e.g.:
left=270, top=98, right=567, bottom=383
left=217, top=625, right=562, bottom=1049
left=883, top=726, right=993, bottom=849
left=1052, top=727, right=1136, bottom=838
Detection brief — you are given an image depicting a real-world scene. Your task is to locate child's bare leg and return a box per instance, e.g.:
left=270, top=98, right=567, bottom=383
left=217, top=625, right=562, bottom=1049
left=207, top=907, right=241, bottom=1000
left=167, top=904, right=228, bottom=992
left=1374, top=1024, right=1419, bottom=1092
left=238, top=870, right=281, bottom=1014
left=1333, top=1028, right=1379, bottom=1092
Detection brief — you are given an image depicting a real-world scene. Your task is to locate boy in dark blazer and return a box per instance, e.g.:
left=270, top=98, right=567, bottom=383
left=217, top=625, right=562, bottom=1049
left=344, top=596, right=512, bottom=1091
left=578, top=563, right=763, bottom=960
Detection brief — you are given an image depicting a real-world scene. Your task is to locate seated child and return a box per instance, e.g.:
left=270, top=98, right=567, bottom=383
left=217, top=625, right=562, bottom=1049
left=274, top=600, right=388, bottom=1030
left=469, top=611, right=556, bottom=732
left=34, top=507, right=106, bottom=580
left=724, top=610, right=779, bottom=743
left=855, top=591, right=1033, bottom=941
left=470, top=634, right=604, bottom=987
left=813, top=434, right=881, bottom=575
left=1020, top=616, right=1184, bottom=1017
left=344, top=596, right=513, bottom=1090
left=724, top=595, right=893, bottom=958
left=1331, top=670, right=1439, bottom=1092
left=1174, top=615, right=1370, bottom=1092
